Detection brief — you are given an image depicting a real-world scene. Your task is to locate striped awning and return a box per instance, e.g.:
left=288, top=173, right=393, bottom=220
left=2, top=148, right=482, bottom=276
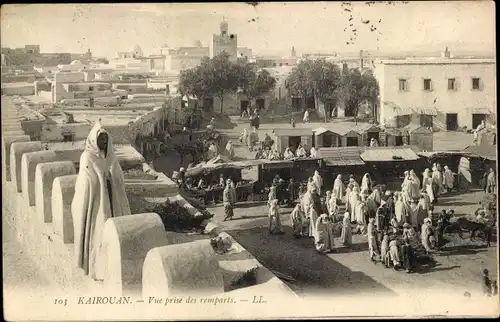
left=416, top=108, right=437, bottom=116
left=469, top=107, right=492, bottom=114
left=395, top=107, right=414, bottom=116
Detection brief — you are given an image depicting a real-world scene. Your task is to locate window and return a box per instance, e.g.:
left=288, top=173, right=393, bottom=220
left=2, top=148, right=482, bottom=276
left=423, top=79, right=432, bottom=91
left=472, top=78, right=481, bottom=90
left=448, top=78, right=456, bottom=90
left=398, top=79, right=408, bottom=91
left=88, top=86, right=94, bottom=91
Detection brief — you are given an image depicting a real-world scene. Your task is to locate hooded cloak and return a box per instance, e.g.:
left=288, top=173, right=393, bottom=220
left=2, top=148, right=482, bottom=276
left=72, top=122, right=131, bottom=280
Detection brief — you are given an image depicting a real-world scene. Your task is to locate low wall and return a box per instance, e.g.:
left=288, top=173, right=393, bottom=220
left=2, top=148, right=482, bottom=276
left=2, top=101, right=296, bottom=307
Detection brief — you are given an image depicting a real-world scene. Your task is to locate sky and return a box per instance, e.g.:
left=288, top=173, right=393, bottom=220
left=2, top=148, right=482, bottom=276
left=1, top=2, right=496, bottom=58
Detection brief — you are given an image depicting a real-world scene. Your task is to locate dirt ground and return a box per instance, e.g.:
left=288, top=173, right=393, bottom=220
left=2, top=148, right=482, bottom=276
left=191, top=118, right=497, bottom=298
left=208, top=188, right=497, bottom=298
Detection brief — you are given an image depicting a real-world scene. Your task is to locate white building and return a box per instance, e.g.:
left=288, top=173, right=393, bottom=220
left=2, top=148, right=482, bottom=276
left=374, top=52, right=496, bottom=130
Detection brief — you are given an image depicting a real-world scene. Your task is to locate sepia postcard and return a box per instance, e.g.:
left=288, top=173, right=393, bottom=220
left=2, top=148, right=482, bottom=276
left=2, top=2, right=498, bottom=320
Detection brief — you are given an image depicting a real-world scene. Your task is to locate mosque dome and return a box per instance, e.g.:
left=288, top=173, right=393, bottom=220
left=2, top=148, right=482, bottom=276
left=70, top=60, right=82, bottom=65
left=130, top=45, right=144, bottom=58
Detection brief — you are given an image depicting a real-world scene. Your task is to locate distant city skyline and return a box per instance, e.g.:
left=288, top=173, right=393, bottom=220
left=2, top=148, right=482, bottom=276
left=1, top=2, right=495, bottom=59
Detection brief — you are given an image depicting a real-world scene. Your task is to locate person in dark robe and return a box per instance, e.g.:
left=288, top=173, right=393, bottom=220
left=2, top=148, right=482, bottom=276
left=492, top=281, right=498, bottom=296
left=483, top=269, right=492, bottom=297
left=287, top=178, right=297, bottom=206
left=401, top=238, right=416, bottom=273
left=277, top=177, right=286, bottom=205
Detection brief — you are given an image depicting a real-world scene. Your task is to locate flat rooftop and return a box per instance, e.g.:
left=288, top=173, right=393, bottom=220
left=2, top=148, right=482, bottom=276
left=375, top=58, right=496, bottom=65
left=1, top=82, right=35, bottom=88
left=47, top=140, right=144, bottom=161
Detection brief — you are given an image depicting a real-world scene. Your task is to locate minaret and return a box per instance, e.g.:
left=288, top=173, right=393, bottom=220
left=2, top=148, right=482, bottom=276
left=220, top=17, right=228, bottom=36
left=291, top=46, right=296, bottom=57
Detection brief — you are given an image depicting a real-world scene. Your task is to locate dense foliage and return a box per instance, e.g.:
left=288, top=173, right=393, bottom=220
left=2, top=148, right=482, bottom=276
left=179, top=52, right=276, bottom=113
left=286, top=59, right=379, bottom=121
left=146, top=199, right=214, bottom=232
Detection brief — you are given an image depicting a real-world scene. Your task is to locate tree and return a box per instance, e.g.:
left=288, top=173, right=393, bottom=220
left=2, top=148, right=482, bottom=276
left=245, top=69, right=277, bottom=103
left=179, top=52, right=276, bottom=114
left=359, top=69, right=380, bottom=120
left=286, top=59, right=341, bottom=112
left=210, top=52, right=240, bottom=114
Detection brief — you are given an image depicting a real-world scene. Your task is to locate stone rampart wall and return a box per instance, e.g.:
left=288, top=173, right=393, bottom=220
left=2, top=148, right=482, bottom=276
left=2, top=98, right=297, bottom=303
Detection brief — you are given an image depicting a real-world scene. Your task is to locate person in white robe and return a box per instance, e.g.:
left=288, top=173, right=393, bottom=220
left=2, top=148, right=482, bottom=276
left=291, top=203, right=308, bottom=237
left=296, top=145, right=307, bottom=158
left=340, top=212, right=353, bottom=246
left=268, top=185, right=277, bottom=207
left=473, top=120, right=486, bottom=142
left=283, top=147, right=295, bottom=160
left=380, top=233, right=390, bottom=267
left=432, top=164, right=445, bottom=195
left=332, top=175, right=344, bottom=203
left=421, top=218, right=433, bottom=253
left=418, top=192, right=431, bottom=213
left=308, top=204, right=319, bottom=239
left=443, top=166, right=455, bottom=191
left=313, top=170, right=323, bottom=196
left=401, top=171, right=410, bottom=190
left=225, top=140, right=235, bottom=160
left=303, top=109, right=310, bottom=123
left=241, top=128, right=249, bottom=147
left=370, top=138, right=379, bottom=147
left=361, top=173, right=373, bottom=193
left=394, top=192, right=404, bottom=224
left=422, top=169, right=435, bottom=204
left=300, top=188, right=311, bottom=214
left=328, top=191, right=339, bottom=221
left=268, top=199, right=283, bottom=234
left=307, top=177, right=316, bottom=193
left=388, top=237, right=401, bottom=268
left=315, top=214, right=336, bottom=253
left=325, top=191, right=332, bottom=213
left=367, top=217, right=379, bottom=261
left=208, top=142, right=219, bottom=159
left=349, top=186, right=360, bottom=222
left=355, top=194, right=369, bottom=234
left=310, top=147, right=318, bottom=158
left=408, top=170, right=421, bottom=200
left=72, top=121, right=131, bottom=281
left=368, top=187, right=382, bottom=206
left=349, top=177, right=360, bottom=191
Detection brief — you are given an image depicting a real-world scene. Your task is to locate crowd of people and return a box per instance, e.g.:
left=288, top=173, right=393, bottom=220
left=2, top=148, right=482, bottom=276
left=261, top=162, right=496, bottom=273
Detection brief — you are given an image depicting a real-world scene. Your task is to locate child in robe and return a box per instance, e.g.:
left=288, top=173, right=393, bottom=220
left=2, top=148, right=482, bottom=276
left=367, top=217, right=379, bottom=262
left=340, top=212, right=353, bottom=247
left=291, top=203, right=307, bottom=238
left=268, top=199, right=283, bottom=235
left=380, top=232, right=390, bottom=267
left=315, top=214, right=335, bottom=253
left=388, top=236, right=401, bottom=270
left=401, top=238, right=416, bottom=273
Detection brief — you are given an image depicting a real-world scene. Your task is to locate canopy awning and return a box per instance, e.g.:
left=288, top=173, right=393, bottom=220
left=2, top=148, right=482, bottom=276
left=361, top=148, right=420, bottom=162
left=324, top=157, right=365, bottom=166
left=416, top=108, right=438, bottom=116
left=462, top=145, right=497, bottom=161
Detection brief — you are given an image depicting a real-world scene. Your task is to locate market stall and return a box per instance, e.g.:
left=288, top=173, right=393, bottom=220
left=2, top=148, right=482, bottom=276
left=184, top=162, right=255, bottom=205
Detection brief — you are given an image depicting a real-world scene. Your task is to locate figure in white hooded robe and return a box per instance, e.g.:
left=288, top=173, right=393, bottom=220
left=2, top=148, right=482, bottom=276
left=407, top=170, right=421, bottom=200
left=283, top=147, right=295, bottom=160
left=432, top=164, right=445, bottom=195
left=349, top=176, right=360, bottom=191
left=349, top=186, right=361, bottom=222
left=313, top=170, right=323, bottom=196
left=225, top=140, right=235, bottom=160
left=422, top=168, right=435, bottom=203
left=208, top=142, right=219, bottom=159
left=340, top=212, right=353, bottom=246
left=361, top=173, right=373, bottom=193
left=72, top=122, right=131, bottom=281
left=303, top=109, right=310, bottom=123
left=291, top=203, right=308, bottom=237
left=332, top=175, right=344, bottom=203
left=310, top=147, right=318, bottom=158
left=443, top=166, right=455, bottom=191
left=315, top=214, right=336, bottom=253
left=308, top=204, right=319, bottom=239
left=296, top=145, right=307, bottom=158
left=328, top=191, right=339, bottom=221
left=355, top=193, right=369, bottom=234
left=401, top=171, right=410, bottom=191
